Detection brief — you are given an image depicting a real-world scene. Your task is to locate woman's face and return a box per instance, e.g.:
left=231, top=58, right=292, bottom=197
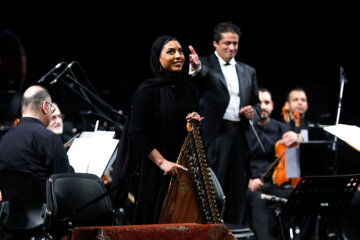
left=159, top=40, right=185, bottom=74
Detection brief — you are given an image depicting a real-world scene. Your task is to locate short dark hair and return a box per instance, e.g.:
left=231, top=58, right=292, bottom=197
left=213, top=21, right=242, bottom=43
left=259, top=87, right=272, bottom=97
left=286, top=87, right=306, bottom=102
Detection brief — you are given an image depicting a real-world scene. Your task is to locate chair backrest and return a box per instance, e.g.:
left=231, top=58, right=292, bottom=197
left=43, top=173, right=114, bottom=236
left=209, top=167, right=226, bottom=221
left=0, top=169, right=45, bottom=232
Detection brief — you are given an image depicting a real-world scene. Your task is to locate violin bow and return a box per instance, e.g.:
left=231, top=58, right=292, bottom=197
left=249, top=119, right=266, bottom=153
left=260, top=150, right=286, bottom=181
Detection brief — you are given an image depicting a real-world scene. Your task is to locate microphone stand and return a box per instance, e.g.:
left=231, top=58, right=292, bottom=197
left=332, top=66, right=348, bottom=174
left=67, top=73, right=125, bottom=121
left=59, top=75, right=122, bottom=131
left=53, top=62, right=126, bottom=131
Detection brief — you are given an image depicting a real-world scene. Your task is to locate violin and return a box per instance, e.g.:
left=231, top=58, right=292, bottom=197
left=272, top=105, right=301, bottom=188
left=101, top=171, right=112, bottom=189
left=13, top=118, right=20, bottom=127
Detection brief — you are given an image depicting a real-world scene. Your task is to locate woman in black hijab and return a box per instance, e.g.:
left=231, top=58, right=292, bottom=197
left=110, top=35, right=202, bottom=224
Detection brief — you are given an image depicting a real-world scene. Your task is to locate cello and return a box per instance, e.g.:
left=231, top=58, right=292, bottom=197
left=272, top=105, right=301, bottom=188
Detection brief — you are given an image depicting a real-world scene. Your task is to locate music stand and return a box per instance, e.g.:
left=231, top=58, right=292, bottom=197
left=280, top=174, right=360, bottom=216
left=278, top=174, right=360, bottom=239
left=299, top=141, right=335, bottom=177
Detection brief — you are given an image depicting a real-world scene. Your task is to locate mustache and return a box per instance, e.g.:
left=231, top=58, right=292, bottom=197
left=52, top=123, right=62, bottom=128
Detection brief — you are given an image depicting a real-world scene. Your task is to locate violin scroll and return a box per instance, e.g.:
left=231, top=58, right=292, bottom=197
left=282, top=105, right=290, bottom=123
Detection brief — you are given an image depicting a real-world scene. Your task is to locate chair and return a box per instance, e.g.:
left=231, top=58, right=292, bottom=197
left=42, top=172, right=115, bottom=239
left=208, top=168, right=255, bottom=239
left=0, top=169, right=46, bottom=239
left=209, top=167, right=226, bottom=221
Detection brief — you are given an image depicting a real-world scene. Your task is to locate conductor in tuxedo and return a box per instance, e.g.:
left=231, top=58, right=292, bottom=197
left=189, top=21, right=261, bottom=227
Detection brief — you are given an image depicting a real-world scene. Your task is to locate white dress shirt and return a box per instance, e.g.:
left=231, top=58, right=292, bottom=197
left=215, top=51, right=241, bottom=121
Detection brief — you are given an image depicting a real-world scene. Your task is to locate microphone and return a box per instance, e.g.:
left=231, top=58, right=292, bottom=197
left=260, top=193, right=288, bottom=204
left=340, top=66, right=348, bottom=83
left=50, top=62, right=75, bottom=85
left=37, top=62, right=67, bottom=83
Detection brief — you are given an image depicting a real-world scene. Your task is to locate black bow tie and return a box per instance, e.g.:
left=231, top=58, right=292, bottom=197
left=224, top=62, right=231, bottom=66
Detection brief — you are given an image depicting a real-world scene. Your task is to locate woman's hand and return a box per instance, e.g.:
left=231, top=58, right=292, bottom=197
left=159, top=160, right=188, bottom=176
left=189, top=45, right=200, bottom=70
left=186, top=112, right=204, bottom=122
left=148, top=149, right=187, bottom=176
left=186, top=112, right=204, bottom=131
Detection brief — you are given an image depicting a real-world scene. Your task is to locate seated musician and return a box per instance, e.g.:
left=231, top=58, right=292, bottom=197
left=0, top=85, right=74, bottom=183
left=0, top=85, right=74, bottom=239
left=47, top=102, right=76, bottom=145
left=246, top=87, right=311, bottom=239
left=280, top=87, right=309, bottom=148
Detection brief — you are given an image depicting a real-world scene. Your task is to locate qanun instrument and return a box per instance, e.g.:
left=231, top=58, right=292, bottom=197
left=158, top=121, right=221, bottom=224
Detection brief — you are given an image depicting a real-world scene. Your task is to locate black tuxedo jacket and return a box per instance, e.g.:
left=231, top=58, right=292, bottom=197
left=196, top=52, right=261, bottom=149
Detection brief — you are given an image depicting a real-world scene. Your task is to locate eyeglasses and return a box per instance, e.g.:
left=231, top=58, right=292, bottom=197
left=51, top=113, right=64, bottom=121
left=45, top=102, right=56, bottom=114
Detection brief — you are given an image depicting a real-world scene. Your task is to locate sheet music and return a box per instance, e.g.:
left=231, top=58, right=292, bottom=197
left=285, top=147, right=301, bottom=178
left=67, top=137, right=119, bottom=177
left=301, top=129, right=309, bottom=142
left=323, top=124, right=360, bottom=152
left=79, top=131, right=116, bottom=139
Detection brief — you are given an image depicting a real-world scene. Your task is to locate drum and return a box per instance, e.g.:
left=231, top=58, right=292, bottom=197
left=0, top=30, right=26, bottom=125
left=0, top=29, right=27, bottom=92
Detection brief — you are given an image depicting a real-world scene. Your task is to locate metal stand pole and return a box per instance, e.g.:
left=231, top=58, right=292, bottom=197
left=332, top=66, right=347, bottom=175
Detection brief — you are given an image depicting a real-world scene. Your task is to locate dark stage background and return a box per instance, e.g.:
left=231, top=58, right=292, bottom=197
left=1, top=1, right=359, bottom=132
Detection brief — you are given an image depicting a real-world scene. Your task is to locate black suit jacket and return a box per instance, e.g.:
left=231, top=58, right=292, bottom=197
left=196, top=52, right=261, bottom=149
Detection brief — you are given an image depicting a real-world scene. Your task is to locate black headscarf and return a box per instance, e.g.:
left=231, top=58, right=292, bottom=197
left=150, top=35, right=177, bottom=77
left=134, top=35, right=181, bottom=97
left=130, top=35, right=196, bottom=118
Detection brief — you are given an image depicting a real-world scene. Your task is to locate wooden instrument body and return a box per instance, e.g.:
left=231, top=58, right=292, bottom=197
left=158, top=151, right=203, bottom=223
left=272, top=141, right=300, bottom=188
left=272, top=107, right=301, bottom=188
left=158, top=122, right=221, bottom=224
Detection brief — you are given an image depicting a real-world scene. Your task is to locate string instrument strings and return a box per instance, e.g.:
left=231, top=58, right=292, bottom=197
left=158, top=121, right=221, bottom=224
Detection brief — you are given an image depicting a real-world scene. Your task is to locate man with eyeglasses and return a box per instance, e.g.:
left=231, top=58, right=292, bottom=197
left=0, top=85, right=74, bottom=184
left=46, top=102, right=76, bottom=145
left=47, top=102, right=64, bottom=135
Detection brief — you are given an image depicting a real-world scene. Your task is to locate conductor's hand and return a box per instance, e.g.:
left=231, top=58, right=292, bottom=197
left=189, top=45, right=200, bottom=70
left=240, top=105, right=254, bottom=120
